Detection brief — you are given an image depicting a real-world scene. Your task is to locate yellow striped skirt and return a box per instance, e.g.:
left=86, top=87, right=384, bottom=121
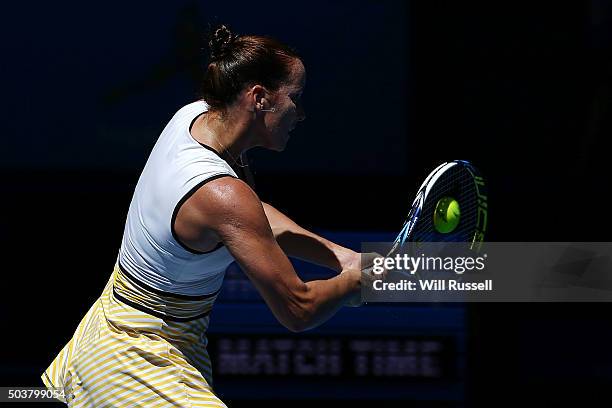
left=42, top=264, right=226, bottom=407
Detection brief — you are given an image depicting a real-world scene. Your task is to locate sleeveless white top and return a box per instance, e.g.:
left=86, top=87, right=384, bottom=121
left=117, top=100, right=238, bottom=296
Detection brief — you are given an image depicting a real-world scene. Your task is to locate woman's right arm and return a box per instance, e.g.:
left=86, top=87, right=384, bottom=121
left=178, top=176, right=361, bottom=332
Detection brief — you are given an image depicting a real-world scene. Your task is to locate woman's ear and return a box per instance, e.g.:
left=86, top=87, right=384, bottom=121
left=246, top=85, right=276, bottom=114
left=248, top=85, right=266, bottom=112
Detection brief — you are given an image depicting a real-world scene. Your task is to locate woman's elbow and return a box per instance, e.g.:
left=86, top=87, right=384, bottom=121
left=283, top=320, right=309, bottom=333
left=283, top=296, right=315, bottom=333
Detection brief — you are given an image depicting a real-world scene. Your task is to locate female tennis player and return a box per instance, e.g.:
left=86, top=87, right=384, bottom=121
left=42, top=25, right=365, bottom=407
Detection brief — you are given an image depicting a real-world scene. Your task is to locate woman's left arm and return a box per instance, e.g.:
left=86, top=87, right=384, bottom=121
left=262, top=202, right=360, bottom=273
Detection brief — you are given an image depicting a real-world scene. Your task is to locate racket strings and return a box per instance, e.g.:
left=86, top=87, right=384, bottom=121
left=418, top=167, right=478, bottom=242
left=392, top=161, right=486, bottom=259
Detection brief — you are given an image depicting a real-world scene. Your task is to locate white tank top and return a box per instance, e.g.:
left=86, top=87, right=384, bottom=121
left=117, top=100, right=238, bottom=296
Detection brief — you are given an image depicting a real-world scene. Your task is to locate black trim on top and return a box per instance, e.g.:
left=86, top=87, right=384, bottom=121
left=197, top=142, right=223, bottom=158
left=189, top=111, right=205, bottom=132
left=199, top=147, right=253, bottom=187
left=112, top=289, right=212, bottom=322
left=118, top=262, right=222, bottom=300
left=188, top=110, right=224, bottom=158
left=187, top=107, right=252, bottom=183
left=171, top=173, right=237, bottom=255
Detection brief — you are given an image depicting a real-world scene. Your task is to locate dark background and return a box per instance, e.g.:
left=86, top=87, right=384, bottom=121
left=2, top=1, right=612, bottom=406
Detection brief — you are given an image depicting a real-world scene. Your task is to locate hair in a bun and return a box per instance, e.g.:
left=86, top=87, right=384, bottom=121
left=201, top=24, right=301, bottom=111
left=208, top=25, right=238, bottom=61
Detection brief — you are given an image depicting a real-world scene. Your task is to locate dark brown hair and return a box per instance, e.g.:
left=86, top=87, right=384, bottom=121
left=201, top=25, right=300, bottom=111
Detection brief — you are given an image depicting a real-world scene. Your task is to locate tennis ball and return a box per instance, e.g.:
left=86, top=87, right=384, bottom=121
left=433, top=196, right=461, bottom=234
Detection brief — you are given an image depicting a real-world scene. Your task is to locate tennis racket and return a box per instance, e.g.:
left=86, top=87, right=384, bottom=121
left=389, top=160, right=488, bottom=255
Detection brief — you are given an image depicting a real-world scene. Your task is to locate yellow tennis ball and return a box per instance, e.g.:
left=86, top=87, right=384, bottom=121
left=433, top=197, right=461, bottom=234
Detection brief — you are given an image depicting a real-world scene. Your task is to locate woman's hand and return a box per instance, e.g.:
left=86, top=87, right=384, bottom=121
left=342, top=252, right=386, bottom=307
left=340, top=268, right=364, bottom=307
left=338, top=251, right=379, bottom=272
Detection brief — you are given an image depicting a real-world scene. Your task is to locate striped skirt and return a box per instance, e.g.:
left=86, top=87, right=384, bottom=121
left=42, top=264, right=226, bottom=407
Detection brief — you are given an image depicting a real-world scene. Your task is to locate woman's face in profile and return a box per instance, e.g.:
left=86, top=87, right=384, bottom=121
left=262, top=59, right=306, bottom=151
